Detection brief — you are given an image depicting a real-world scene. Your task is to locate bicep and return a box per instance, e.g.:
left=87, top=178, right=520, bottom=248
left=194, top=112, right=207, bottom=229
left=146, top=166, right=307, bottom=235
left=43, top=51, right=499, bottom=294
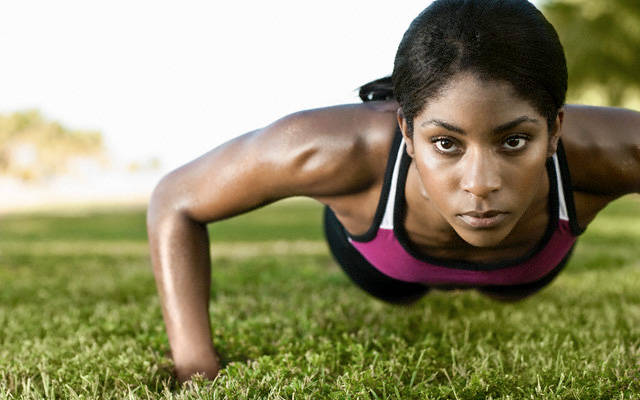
left=148, top=109, right=380, bottom=225
left=151, top=131, right=279, bottom=224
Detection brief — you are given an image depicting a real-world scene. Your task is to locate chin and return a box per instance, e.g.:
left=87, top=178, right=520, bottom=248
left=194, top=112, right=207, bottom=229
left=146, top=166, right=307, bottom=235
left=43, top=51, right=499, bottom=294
left=459, top=229, right=510, bottom=248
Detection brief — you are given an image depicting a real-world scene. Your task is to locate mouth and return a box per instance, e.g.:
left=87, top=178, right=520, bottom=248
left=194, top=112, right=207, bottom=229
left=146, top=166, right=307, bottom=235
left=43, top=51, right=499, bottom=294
left=457, top=210, right=508, bottom=229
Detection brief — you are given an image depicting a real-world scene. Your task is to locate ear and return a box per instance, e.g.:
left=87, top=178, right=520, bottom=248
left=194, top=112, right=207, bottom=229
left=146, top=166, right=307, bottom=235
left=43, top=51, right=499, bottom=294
left=546, top=109, right=564, bottom=157
left=397, top=108, right=415, bottom=158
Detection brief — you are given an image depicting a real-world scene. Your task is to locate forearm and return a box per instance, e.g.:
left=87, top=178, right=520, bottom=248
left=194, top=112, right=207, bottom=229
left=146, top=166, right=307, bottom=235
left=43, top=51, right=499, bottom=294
left=147, top=202, right=219, bottom=382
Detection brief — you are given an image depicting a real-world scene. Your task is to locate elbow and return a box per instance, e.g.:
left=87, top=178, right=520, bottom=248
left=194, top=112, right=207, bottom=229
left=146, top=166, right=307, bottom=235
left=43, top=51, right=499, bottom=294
left=146, top=171, right=187, bottom=238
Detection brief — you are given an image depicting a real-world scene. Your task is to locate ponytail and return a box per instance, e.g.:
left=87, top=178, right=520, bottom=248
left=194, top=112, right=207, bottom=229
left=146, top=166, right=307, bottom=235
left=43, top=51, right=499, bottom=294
left=358, top=76, right=394, bottom=102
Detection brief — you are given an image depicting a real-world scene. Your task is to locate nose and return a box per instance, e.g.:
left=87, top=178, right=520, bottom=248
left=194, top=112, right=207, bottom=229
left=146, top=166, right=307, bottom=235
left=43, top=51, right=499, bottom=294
left=459, top=149, right=501, bottom=198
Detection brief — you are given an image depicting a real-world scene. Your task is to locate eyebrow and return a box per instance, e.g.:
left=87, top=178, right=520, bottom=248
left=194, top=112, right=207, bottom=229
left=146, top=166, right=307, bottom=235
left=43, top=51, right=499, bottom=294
left=422, top=116, right=541, bottom=135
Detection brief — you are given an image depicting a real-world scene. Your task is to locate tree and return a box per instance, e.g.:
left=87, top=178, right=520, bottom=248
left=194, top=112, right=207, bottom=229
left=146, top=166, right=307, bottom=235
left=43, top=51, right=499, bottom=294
left=541, top=0, right=640, bottom=106
left=0, top=110, right=105, bottom=182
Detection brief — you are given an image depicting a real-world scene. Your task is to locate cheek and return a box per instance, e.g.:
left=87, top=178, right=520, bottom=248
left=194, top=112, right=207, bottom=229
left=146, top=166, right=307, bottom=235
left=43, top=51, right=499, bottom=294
left=421, top=173, right=455, bottom=203
left=412, top=150, right=459, bottom=202
left=504, top=154, right=548, bottom=189
left=412, top=144, right=450, bottom=177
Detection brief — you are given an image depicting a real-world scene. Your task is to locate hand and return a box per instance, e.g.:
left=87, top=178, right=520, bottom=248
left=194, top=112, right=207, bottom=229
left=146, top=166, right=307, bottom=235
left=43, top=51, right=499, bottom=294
left=175, top=350, right=221, bottom=384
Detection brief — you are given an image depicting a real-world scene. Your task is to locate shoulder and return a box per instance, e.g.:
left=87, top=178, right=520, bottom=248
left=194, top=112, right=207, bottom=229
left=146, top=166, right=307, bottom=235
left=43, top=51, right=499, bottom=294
left=149, top=101, right=400, bottom=225
left=252, top=101, right=400, bottom=198
left=264, top=100, right=399, bottom=148
left=562, top=105, right=640, bottom=195
left=561, top=105, right=640, bottom=226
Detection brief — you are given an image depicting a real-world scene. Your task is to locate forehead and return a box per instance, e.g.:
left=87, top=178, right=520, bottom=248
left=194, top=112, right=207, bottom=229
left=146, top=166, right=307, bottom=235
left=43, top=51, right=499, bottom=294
left=417, top=73, right=543, bottom=126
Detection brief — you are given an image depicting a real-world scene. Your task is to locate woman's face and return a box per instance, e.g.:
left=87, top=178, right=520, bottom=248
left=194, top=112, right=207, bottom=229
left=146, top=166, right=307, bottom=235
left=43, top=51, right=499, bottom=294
left=399, top=73, right=562, bottom=248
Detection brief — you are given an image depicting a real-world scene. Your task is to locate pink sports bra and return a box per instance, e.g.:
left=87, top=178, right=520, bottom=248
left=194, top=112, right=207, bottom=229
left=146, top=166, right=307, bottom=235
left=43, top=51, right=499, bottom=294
left=348, top=132, right=583, bottom=286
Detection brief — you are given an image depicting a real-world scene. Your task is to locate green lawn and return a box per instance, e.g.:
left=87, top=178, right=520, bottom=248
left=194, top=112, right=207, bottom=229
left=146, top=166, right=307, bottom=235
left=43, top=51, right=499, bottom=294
left=0, top=196, right=639, bottom=399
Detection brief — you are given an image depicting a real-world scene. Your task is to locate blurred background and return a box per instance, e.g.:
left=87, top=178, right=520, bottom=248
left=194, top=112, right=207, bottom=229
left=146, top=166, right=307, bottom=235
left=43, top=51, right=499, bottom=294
left=1, top=0, right=638, bottom=213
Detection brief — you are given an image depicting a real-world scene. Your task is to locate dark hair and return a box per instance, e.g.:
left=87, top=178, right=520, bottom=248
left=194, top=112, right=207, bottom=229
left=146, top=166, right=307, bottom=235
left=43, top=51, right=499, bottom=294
left=359, top=76, right=394, bottom=102
left=361, top=0, right=567, bottom=134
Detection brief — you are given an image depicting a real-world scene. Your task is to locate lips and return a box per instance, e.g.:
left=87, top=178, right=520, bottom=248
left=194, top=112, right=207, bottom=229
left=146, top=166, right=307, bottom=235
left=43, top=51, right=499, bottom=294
left=457, top=210, right=508, bottom=229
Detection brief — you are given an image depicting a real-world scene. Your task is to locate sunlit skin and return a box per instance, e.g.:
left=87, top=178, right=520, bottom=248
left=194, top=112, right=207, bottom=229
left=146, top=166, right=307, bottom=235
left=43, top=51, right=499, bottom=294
left=147, top=70, right=640, bottom=382
left=399, top=73, right=562, bottom=260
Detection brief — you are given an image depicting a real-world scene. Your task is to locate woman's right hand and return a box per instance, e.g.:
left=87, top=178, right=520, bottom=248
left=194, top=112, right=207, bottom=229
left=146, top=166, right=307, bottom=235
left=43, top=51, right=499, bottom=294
left=173, top=348, right=221, bottom=384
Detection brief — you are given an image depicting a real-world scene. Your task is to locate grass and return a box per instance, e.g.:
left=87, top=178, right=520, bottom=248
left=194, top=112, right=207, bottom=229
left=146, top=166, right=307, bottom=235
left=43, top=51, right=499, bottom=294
left=0, top=196, right=639, bottom=399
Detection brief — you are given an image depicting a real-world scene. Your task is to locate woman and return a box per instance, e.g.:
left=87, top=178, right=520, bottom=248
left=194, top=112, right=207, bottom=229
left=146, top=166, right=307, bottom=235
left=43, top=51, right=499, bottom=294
left=147, top=0, right=640, bottom=382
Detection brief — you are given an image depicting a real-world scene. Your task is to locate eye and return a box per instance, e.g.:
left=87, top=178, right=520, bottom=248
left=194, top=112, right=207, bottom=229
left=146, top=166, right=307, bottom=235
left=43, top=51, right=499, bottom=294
left=432, top=137, right=459, bottom=153
left=502, top=135, right=528, bottom=151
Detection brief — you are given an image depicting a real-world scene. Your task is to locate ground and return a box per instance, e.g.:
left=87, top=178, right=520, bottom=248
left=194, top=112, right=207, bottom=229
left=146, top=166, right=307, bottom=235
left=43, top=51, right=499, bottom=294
left=0, top=196, right=639, bottom=399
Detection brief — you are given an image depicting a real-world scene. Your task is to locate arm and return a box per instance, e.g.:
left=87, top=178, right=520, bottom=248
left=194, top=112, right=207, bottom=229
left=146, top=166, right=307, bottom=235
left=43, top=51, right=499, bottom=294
left=147, top=182, right=218, bottom=382
left=146, top=104, right=396, bottom=382
left=561, top=105, right=640, bottom=227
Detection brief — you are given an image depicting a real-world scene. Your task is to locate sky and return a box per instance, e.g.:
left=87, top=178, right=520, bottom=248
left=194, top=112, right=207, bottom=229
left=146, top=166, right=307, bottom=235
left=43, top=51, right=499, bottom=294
left=0, top=0, right=437, bottom=172
left=0, top=0, right=543, bottom=208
